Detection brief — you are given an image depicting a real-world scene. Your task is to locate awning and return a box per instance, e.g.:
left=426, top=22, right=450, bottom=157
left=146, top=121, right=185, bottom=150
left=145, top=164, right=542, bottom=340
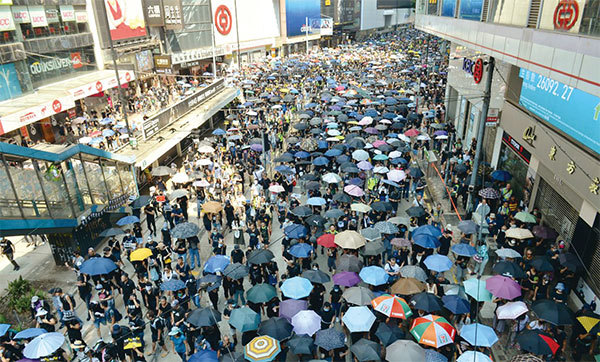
left=0, top=69, right=135, bottom=136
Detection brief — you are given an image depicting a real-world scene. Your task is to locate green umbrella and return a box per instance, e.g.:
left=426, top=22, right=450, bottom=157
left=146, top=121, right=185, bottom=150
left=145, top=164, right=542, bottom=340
left=463, top=277, right=493, bottom=302
left=515, top=211, right=537, bottom=223
left=229, top=307, right=260, bottom=332
left=247, top=283, right=277, bottom=304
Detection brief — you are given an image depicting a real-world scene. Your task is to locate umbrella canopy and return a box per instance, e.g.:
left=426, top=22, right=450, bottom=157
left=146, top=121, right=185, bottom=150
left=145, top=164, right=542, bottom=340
left=495, top=248, right=522, bottom=259
left=291, top=205, right=312, bottom=217
left=322, top=172, right=342, bottom=183
left=457, top=220, right=479, bottom=235
left=13, top=328, right=47, bottom=339
left=332, top=271, right=361, bottom=287
left=411, top=292, right=443, bottom=313
left=291, top=310, right=322, bottom=336
left=315, top=328, right=346, bottom=351
left=151, top=166, right=174, bottom=176
left=79, top=257, right=117, bottom=276
left=363, top=240, right=385, bottom=256
left=351, top=203, right=372, bottom=213
left=516, top=330, right=559, bottom=355
left=385, top=340, right=425, bottom=361
left=515, top=211, right=537, bottom=224
left=413, top=233, right=440, bottom=249
left=376, top=322, right=405, bottom=347
left=187, top=307, right=221, bottom=327
left=350, top=338, right=381, bottom=362
left=288, top=243, right=313, bottom=258
left=129, top=248, right=153, bottom=261
left=460, top=323, right=498, bottom=347
left=278, top=299, right=307, bottom=322
left=374, top=221, right=399, bottom=234
left=171, top=222, right=200, bottom=239
left=478, top=187, right=500, bottom=199
left=244, top=335, right=281, bottom=362
left=400, top=265, right=427, bottom=282
left=361, top=227, right=382, bottom=241
left=99, top=227, right=125, bottom=237
left=247, top=249, right=275, bottom=265
left=531, top=299, right=574, bottom=325
left=451, top=244, right=477, bottom=257
left=189, top=349, right=218, bottom=362
left=317, top=233, right=336, bottom=248
left=532, top=225, right=559, bottom=240
left=491, top=170, right=512, bottom=181
left=247, top=284, right=277, bottom=303
left=204, top=255, right=230, bottom=273
left=287, top=335, right=315, bottom=355
left=23, top=332, right=65, bottom=359
left=464, top=278, right=493, bottom=301
left=169, top=188, right=189, bottom=199
left=284, top=224, right=308, bottom=239
left=413, top=225, right=443, bottom=238
left=391, top=237, right=411, bottom=247
left=505, top=228, right=534, bottom=239
left=344, top=184, right=364, bottom=197
left=359, top=266, right=389, bottom=286
left=371, top=294, right=413, bottom=319
left=485, top=275, right=522, bottom=300
left=410, top=315, right=456, bottom=348
left=223, top=263, right=249, bottom=280
left=335, top=230, right=367, bottom=249
left=390, top=278, right=425, bottom=295
left=457, top=351, right=493, bottom=362
left=496, top=301, right=529, bottom=320
left=336, top=254, right=363, bottom=272
left=230, top=306, right=260, bottom=332
left=302, top=269, right=330, bottom=284
left=343, top=286, right=375, bottom=305
left=202, top=201, right=223, bottom=214
left=406, top=206, right=427, bottom=217
left=280, top=277, right=313, bottom=299
left=342, top=306, right=376, bottom=332
left=493, top=261, right=526, bottom=278
left=442, top=295, right=470, bottom=315
left=424, top=254, right=453, bottom=273
left=129, top=195, right=152, bottom=209
left=426, top=349, right=450, bottom=362
left=258, top=317, right=293, bottom=341
left=160, top=279, right=186, bottom=291
left=116, top=215, right=140, bottom=226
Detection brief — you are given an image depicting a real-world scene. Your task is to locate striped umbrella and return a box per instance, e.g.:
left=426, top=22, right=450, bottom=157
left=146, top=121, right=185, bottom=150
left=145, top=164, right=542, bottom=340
left=371, top=294, right=413, bottom=319
left=410, top=315, right=456, bottom=348
left=244, top=335, right=281, bottom=362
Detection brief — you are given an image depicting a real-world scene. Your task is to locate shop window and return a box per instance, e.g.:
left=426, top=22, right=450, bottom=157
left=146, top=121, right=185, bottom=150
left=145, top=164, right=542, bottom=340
left=580, top=0, right=600, bottom=36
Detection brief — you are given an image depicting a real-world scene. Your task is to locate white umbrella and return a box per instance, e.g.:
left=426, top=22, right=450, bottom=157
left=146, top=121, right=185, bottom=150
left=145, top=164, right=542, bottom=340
left=171, top=173, right=190, bottom=184
left=326, top=137, right=341, bottom=142
left=389, top=151, right=402, bottom=158
left=247, top=110, right=258, bottom=116
left=386, top=340, right=425, bottom=361
left=351, top=203, right=371, bottom=213
left=197, top=158, right=213, bottom=166
left=23, top=332, right=65, bottom=359
left=269, top=184, right=285, bottom=193
left=327, top=129, right=341, bottom=136
left=506, top=228, right=534, bottom=239
left=387, top=169, right=407, bottom=182
left=322, top=173, right=342, bottom=183
left=496, top=301, right=528, bottom=320
left=436, top=135, right=449, bottom=140
left=198, top=145, right=215, bottom=153
left=398, top=134, right=411, bottom=142
left=169, top=189, right=189, bottom=199
left=457, top=351, right=492, bottom=362
left=78, top=137, right=92, bottom=144
left=417, top=134, right=431, bottom=141
left=495, top=248, right=522, bottom=259
left=352, top=149, right=369, bottom=161
left=193, top=180, right=210, bottom=187
left=373, top=166, right=390, bottom=174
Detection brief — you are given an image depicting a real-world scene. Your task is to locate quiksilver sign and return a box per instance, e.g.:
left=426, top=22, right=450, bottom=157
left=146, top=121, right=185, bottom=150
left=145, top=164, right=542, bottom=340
left=30, top=57, right=72, bottom=75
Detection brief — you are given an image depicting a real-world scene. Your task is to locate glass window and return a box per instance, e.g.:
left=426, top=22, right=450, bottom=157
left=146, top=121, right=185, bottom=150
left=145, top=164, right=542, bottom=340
left=459, top=0, right=484, bottom=20
left=102, top=162, right=122, bottom=199
left=0, top=162, right=22, bottom=218
left=84, top=160, right=109, bottom=205
left=61, top=161, right=85, bottom=213
left=580, top=0, right=600, bottom=36
left=71, top=158, right=93, bottom=209
left=118, top=163, right=135, bottom=196
left=38, top=161, right=73, bottom=219
left=8, top=160, right=48, bottom=218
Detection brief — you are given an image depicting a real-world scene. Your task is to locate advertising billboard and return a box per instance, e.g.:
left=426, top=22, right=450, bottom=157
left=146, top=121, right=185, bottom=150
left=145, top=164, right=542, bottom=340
left=441, top=0, right=456, bottom=17
left=104, top=0, right=147, bottom=41
left=0, top=6, right=15, bottom=31
left=519, top=68, right=600, bottom=156
left=376, top=0, right=415, bottom=8
left=286, top=0, right=321, bottom=37
left=459, top=0, right=483, bottom=20
left=163, top=0, right=183, bottom=29
left=0, top=63, right=22, bottom=102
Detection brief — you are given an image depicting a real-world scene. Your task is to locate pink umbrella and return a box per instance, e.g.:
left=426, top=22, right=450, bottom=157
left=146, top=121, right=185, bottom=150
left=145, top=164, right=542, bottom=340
left=335, top=85, right=345, bottom=91
left=364, top=127, right=379, bottom=134
left=404, top=129, right=420, bottom=137
left=333, top=271, right=361, bottom=287
left=387, top=169, right=407, bottom=182
left=344, top=185, right=364, bottom=197
left=372, top=140, right=387, bottom=148
left=89, top=130, right=102, bottom=137
left=357, top=160, right=373, bottom=171
left=485, top=275, right=522, bottom=300
left=358, top=117, right=373, bottom=126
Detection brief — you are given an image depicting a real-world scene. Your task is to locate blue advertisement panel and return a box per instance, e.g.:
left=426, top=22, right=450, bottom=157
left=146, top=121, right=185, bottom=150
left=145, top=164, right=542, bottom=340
left=286, top=0, right=321, bottom=37
left=519, top=68, right=600, bottom=156
left=441, top=0, right=456, bottom=17
left=459, top=0, right=483, bottom=20
left=0, top=63, right=23, bottom=102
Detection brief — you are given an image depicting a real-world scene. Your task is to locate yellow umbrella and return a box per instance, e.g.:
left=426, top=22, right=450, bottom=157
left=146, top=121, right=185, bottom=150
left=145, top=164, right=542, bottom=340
left=244, top=335, right=281, bottom=362
left=130, top=248, right=153, bottom=261
left=279, top=88, right=289, bottom=93
left=123, top=337, right=143, bottom=349
left=334, top=230, right=366, bottom=249
left=577, top=316, right=600, bottom=333
left=202, top=201, right=223, bottom=214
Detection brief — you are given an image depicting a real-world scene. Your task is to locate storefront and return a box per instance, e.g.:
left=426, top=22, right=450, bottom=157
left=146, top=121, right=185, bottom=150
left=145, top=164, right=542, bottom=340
left=496, top=130, right=534, bottom=205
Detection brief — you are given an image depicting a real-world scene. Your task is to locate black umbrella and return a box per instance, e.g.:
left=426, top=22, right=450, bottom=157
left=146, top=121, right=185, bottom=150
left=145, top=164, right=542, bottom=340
left=302, top=269, right=331, bottom=284
left=531, top=257, right=554, bottom=272
left=305, top=181, right=321, bottom=190
left=99, top=228, right=125, bottom=237
left=350, top=338, right=381, bottom=362
left=324, top=208, right=346, bottom=219
left=171, top=222, right=201, bottom=239
left=291, top=205, right=313, bottom=217
left=362, top=240, right=385, bottom=256
left=493, top=261, right=526, bottom=278
left=411, top=292, right=443, bottom=312
left=315, top=328, right=346, bottom=351
left=306, top=214, right=327, bottom=228
left=375, top=322, right=405, bottom=346
left=559, top=253, right=581, bottom=271
left=333, top=193, right=352, bottom=203
left=287, top=335, right=315, bottom=355
left=274, top=154, right=294, bottom=163
left=454, top=164, right=468, bottom=175
left=197, top=274, right=222, bottom=292
left=336, top=254, right=363, bottom=273
left=371, top=201, right=393, bottom=212
left=516, top=330, right=559, bottom=355
left=223, top=263, right=249, bottom=280
left=186, top=307, right=221, bottom=327
left=258, top=317, right=293, bottom=341
left=247, top=249, right=275, bottom=265
left=408, top=167, right=424, bottom=178
left=130, top=195, right=152, bottom=209
left=532, top=225, right=558, bottom=240
left=406, top=206, right=426, bottom=217
left=300, top=173, right=319, bottom=181
left=531, top=299, right=574, bottom=325
left=293, top=123, right=308, bottom=131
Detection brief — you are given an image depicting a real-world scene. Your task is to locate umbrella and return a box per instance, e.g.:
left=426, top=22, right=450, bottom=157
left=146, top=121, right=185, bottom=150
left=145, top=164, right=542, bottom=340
left=375, top=221, right=399, bottom=234
left=505, top=228, right=534, bottom=240
left=577, top=315, right=600, bottom=333
left=189, top=349, right=218, bottom=362
left=247, top=249, right=275, bottom=265
left=280, top=277, right=313, bottom=299
left=400, top=265, right=427, bottom=282
left=463, top=278, right=493, bottom=302
left=169, top=188, right=189, bottom=198
left=410, top=315, right=456, bottom=348
left=515, top=330, right=559, bottom=355
left=130, top=195, right=152, bottom=209
left=223, top=263, right=249, bottom=280
left=559, top=252, right=581, bottom=271
left=460, top=323, right=498, bottom=347
left=14, top=328, right=47, bottom=339
left=324, top=208, right=346, bottom=219
left=202, top=201, right=223, bottom=213
left=411, top=292, right=443, bottom=313
left=244, top=335, right=281, bottom=362
left=171, top=222, right=200, bottom=239
left=478, top=187, right=500, bottom=199
left=371, top=201, right=393, bottom=213
left=99, top=227, right=125, bottom=237
left=306, top=197, right=326, bottom=206
left=515, top=212, right=537, bottom=224
left=342, top=306, right=376, bottom=332
left=79, top=257, right=117, bottom=276
left=268, top=184, right=285, bottom=193
left=129, top=248, right=153, bottom=261
left=344, top=184, right=364, bottom=197
left=442, top=295, right=470, bottom=315
left=317, top=233, right=336, bottom=248
left=351, top=203, right=372, bottom=213
left=371, top=294, right=413, bottom=319
left=426, top=349, right=450, bottom=362
left=457, top=351, right=492, bottom=362
left=424, top=254, right=453, bottom=273
left=350, top=339, right=381, bottom=362
left=359, top=266, right=389, bottom=286
left=491, top=170, right=512, bottom=181
left=335, top=230, right=366, bottom=249
left=203, top=255, right=230, bottom=273
left=510, top=354, right=544, bottom=362
left=485, top=275, right=522, bottom=300
left=160, top=279, right=186, bottom=291
left=457, top=220, right=479, bottom=235
left=493, top=261, right=526, bottom=278
left=336, top=254, right=363, bottom=272
left=258, top=317, right=293, bottom=341
left=116, top=215, right=140, bottom=226
left=343, top=286, right=375, bottom=305
left=363, top=240, right=385, bottom=256
left=360, top=227, right=380, bottom=241
left=406, top=206, right=427, bottom=217
left=278, top=299, right=307, bottom=322
left=322, top=173, right=342, bottom=183
left=247, top=283, right=277, bottom=303
left=284, top=224, right=308, bottom=239
left=315, top=328, right=345, bottom=351
left=23, top=332, right=65, bottom=359
left=151, top=166, right=173, bottom=176
left=413, top=225, right=442, bottom=238
left=531, top=299, right=574, bottom=325
left=532, top=225, right=558, bottom=240
left=291, top=310, right=321, bottom=336
left=333, top=193, right=352, bottom=203
left=352, top=149, right=369, bottom=161
left=302, top=269, right=330, bottom=284
left=287, top=335, right=315, bottom=355
left=451, top=244, right=477, bottom=257
left=288, top=243, right=313, bottom=259
left=495, top=248, right=522, bottom=259
left=376, top=322, right=405, bottom=347
left=187, top=307, right=221, bottom=327
left=385, top=340, right=425, bottom=361
left=291, top=205, right=312, bottom=217
left=332, top=271, right=361, bottom=287
left=496, top=301, right=529, bottom=319
left=413, top=234, right=441, bottom=249
left=390, top=278, right=425, bottom=295
left=391, top=237, right=411, bottom=247
left=229, top=306, right=260, bottom=332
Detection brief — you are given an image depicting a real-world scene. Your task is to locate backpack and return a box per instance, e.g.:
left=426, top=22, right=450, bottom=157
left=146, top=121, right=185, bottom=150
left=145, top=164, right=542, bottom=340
left=110, top=307, right=123, bottom=322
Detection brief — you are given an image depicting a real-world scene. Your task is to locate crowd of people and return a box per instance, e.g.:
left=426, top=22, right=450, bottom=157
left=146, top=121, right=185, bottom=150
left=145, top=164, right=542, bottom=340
left=0, top=26, right=592, bottom=362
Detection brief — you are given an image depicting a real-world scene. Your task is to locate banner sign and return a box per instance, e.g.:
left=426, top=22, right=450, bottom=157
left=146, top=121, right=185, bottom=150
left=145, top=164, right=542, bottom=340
left=142, top=79, right=225, bottom=139
left=286, top=0, right=320, bottom=37
left=319, top=18, right=333, bottom=35
left=75, top=10, right=87, bottom=23
left=519, top=68, right=600, bottom=155
left=104, top=0, right=147, bottom=41
left=0, top=6, right=15, bottom=31
left=69, top=70, right=135, bottom=100
left=459, top=0, right=483, bottom=20
left=11, top=6, right=29, bottom=24
left=163, top=0, right=183, bottom=29
left=60, top=5, right=75, bottom=22
left=29, top=6, right=48, bottom=28
left=144, top=0, right=164, bottom=27
left=0, top=96, right=76, bottom=136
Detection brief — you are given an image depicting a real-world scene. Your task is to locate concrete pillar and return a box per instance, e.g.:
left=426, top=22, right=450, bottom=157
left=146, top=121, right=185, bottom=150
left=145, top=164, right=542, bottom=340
left=176, top=142, right=183, bottom=157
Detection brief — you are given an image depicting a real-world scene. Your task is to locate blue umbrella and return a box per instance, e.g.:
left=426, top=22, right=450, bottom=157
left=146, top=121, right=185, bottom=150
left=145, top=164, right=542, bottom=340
left=99, top=117, right=113, bottom=125
left=359, top=266, right=389, bottom=286
left=280, top=277, right=313, bottom=299
left=102, top=129, right=115, bottom=137
left=204, top=255, right=231, bottom=273
left=413, top=225, right=443, bottom=238
left=315, top=328, right=346, bottom=351
left=313, top=156, right=329, bottom=166
left=307, top=197, right=326, bottom=206
left=442, top=295, right=470, bottom=315
left=324, top=148, right=342, bottom=157
left=284, top=224, right=307, bottom=239
left=289, top=243, right=313, bottom=258
left=79, top=257, right=117, bottom=276
left=212, top=128, right=226, bottom=136
left=0, top=324, right=9, bottom=336
left=451, top=244, right=477, bottom=257
left=14, top=328, right=47, bottom=339
left=274, top=165, right=294, bottom=174
left=189, top=349, right=218, bottom=362
left=342, top=306, right=376, bottom=332
left=425, top=349, right=449, bottom=362
left=295, top=151, right=310, bottom=158
left=491, top=170, right=512, bottom=181
left=424, top=254, right=453, bottom=273
left=460, top=323, right=498, bottom=347
left=413, top=233, right=441, bottom=249
left=160, top=279, right=186, bottom=291
left=229, top=306, right=261, bottom=332
left=116, top=215, right=140, bottom=226
left=381, top=179, right=400, bottom=187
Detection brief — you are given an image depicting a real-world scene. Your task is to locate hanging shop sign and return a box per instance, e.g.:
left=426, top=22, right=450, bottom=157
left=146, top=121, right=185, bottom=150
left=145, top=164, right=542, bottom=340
left=502, top=131, right=531, bottom=164
left=485, top=108, right=499, bottom=127
left=163, top=0, right=183, bottom=29
left=29, top=6, right=48, bottom=28
left=69, top=71, right=135, bottom=100
left=0, top=6, right=15, bottom=31
left=144, top=0, right=165, bottom=27
left=462, top=57, right=483, bottom=84
left=59, top=5, right=76, bottom=22
left=75, top=10, right=87, bottom=23
left=11, top=6, right=29, bottom=23
left=45, top=8, right=59, bottom=23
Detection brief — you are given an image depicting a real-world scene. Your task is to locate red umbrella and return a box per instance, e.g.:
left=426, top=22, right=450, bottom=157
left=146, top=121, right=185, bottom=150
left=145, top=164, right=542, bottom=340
left=404, top=129, right=420, bottom=137
left=317, top=233, right=336, bottom=248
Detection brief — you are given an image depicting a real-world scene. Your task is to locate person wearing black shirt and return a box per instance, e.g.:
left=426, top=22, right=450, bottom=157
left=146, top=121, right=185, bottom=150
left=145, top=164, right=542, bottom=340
left=76, top=274, right=92, bottom=319
left=0, top=237, right=19, bottom=270
left=148, top=310, right=169, bottom=357
left=144, top=204, right=157, bottom=236
left=213, top=241, right=227, bottom=256
left=438, top=229, right=452, bottom=256
left=119, top=274, right=136, bottom=305
left=111, top=324, right=131, bottom=361
left=187, top=235, right=201, bottom=270
left=231, top=245, right=244, bottom=264
left=319, top=302, right=335, bottom=329
left=126, top=295, right=142, bottom=320
left=142, top=282, right=159, bottom=313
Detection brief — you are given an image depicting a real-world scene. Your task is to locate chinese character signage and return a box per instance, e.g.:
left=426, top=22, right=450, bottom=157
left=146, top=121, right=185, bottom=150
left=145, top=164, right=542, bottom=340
left=143, top=0, right=164, bottom=27
left=163, top=0, right=183, bottom=30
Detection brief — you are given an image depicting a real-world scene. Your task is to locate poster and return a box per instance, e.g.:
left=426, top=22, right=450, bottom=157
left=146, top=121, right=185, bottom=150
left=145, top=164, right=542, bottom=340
left=0, top=6, right=15, bottom=31
left=0, top=63, right=22, bottom=102
left=104, top=0, right=147, bottom=41
left=59, top=5, right=75, bottom=22
left=286, top=0, right=320, bottom=37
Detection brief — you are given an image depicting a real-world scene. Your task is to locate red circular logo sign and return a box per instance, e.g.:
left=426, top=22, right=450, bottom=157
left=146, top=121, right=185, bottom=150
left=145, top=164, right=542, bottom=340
left=125, top=72, right=131, bottom=82
left=554, top=0, right=579, bottom=30
left=214, top=5, right=232, bottom=35
left=473, top=58, right=484, bottom=84
left=95, top=81, right=103, bottom=92
left=52, top=100, right=62, bottom=113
